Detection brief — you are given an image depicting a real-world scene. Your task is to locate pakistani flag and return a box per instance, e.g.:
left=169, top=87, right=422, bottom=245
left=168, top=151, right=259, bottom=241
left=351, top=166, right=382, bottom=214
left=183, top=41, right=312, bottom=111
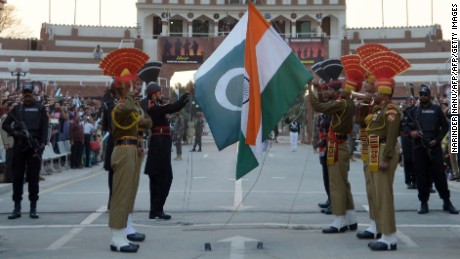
left=194, top=13, right=248, bottom=151
left=236, top=3, right=312, bottom=179
left=195, top=3, right=312, bottom=179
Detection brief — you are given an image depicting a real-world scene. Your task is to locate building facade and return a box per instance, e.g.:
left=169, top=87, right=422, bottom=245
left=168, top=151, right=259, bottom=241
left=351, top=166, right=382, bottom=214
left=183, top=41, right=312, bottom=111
left=0, top=0, right=452, bottom=99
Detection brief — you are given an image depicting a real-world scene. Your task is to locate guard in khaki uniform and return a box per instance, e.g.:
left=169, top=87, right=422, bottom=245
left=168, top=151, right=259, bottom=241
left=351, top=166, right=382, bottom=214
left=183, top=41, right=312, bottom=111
left=309, top=58, right=357, bottom=234
left=354, top=43, right=389, bottom=240
left=99, top=48, right=150, bottom=253
left=361, top=50, right=411, bottom=251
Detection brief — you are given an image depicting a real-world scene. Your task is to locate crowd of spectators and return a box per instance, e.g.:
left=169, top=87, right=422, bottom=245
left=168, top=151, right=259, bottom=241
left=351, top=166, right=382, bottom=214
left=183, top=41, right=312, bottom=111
left=0, top=84, right=104, bottom=182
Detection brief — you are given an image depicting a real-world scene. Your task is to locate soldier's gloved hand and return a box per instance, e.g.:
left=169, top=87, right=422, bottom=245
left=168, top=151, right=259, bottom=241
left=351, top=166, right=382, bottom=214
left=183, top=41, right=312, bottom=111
left=409, top=130, right=422, bottom=139
left=13, top=130, right=26, bottom=139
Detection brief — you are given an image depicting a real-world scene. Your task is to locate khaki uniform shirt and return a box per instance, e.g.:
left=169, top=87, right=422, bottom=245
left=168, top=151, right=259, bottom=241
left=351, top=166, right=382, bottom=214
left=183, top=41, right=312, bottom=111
left=365, top=102, right=401, bottom=161
left=310, top=94, right=355, bottom=134
left=112, top=93, right=151, bottom=139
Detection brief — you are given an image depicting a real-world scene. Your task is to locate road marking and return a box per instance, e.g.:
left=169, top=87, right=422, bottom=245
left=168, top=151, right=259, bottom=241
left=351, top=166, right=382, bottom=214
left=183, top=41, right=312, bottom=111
left=204, top=154, right=209, bottom=158
left=218, top=235, right=259, bottom=259
left=41, top=171, right=105, bottom=194
left=1, top=222, right=460, bottom=230
left=272, top=177, right=285, bottom=180
left=193, top=176, right=207, bottom=179
left=46, top=205, right=107, bottom=250
left=397, top=230, right=419, bottom=247
left=361, top=204, right=419, bottom=247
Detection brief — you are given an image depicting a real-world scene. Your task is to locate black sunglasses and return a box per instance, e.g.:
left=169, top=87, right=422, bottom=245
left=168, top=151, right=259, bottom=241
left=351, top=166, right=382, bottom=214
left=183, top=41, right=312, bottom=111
left=419, top=92, right=430, bottom=97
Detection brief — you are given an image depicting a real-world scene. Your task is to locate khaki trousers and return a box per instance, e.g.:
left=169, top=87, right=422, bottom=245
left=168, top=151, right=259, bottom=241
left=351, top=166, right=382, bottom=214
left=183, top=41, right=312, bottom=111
left=369, top=144, right=398, bottom=234
left=363, top=161, right=376, bottom=220
left=328, top=141, right=355, bottom=215
left=109, top=145, right=140, bottom=229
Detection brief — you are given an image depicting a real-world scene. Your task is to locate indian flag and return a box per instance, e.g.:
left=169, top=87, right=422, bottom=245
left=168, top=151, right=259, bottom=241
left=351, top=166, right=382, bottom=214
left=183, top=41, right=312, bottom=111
left=236, top=3, right=312, bottom=179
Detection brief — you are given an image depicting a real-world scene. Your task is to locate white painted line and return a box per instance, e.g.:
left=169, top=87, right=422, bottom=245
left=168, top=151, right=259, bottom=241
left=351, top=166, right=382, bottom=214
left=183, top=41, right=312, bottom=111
left=204, top=154, right=209, bottom=158
left=80, top=206, right=107, bottom=225
left=53, top=192, right=109, bottom=195
left=269, top=154, right=274, bottom=157
left=193, top=177, right=207, bottom=179
left=397, top=230, right=419, bottom=247
left=47, top=227, right=84, bottom=250
left=46, top=205, right=106, bottom=250
left=272, top=177, right=285, bottom=179
left=362, top=205, right=369, bottom=212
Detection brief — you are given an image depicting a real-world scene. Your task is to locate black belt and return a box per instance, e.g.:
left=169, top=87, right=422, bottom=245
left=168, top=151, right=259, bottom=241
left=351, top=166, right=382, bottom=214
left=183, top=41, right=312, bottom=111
left=335, top=134, right=348, bottom=140
left=152, top=128, right=170, bottom=134
left=115, top=139, right=139, bottom=146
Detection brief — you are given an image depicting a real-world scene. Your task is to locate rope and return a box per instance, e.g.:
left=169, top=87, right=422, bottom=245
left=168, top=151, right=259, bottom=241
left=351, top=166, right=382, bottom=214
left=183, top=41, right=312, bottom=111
left=286, top=145, right=311, bottom=227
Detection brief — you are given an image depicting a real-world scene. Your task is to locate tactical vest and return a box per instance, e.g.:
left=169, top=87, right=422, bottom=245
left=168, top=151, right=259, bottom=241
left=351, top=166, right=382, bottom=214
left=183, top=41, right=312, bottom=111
left=415, top=105, right=441, bottom=140
left=13, top=102, right=44, bottom=134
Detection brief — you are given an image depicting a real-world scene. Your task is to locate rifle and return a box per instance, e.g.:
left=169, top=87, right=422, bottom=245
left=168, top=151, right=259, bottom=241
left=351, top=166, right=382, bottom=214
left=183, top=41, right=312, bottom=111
left=9, top=112, right=45, bottom=158
left=406, top=105, right=432, bottom=159
left=409, top=83, right=415, bottom=99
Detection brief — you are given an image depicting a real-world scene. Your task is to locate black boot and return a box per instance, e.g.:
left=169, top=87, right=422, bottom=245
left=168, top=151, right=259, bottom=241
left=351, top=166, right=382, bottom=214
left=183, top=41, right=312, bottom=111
left=443, top=200, right=459, bottom=214
left=418, top=202, right=429, bottom=214
left=318, top=199, right=330, bottom=209
left=8, top=202, right=21, bottom=219
left=30, top=201, right=39, bottom=219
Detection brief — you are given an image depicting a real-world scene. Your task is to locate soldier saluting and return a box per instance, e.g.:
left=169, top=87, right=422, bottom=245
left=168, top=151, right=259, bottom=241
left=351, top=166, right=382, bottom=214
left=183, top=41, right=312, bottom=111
left=309, top=58, right=358, bottom=234
left=2, top=82, right=48, bottom=220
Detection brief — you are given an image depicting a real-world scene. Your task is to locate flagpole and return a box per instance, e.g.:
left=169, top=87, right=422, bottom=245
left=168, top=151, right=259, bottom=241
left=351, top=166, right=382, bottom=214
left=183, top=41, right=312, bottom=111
left=406, top=0, right=408, bottom=27
left=99, top=0, right=101, bottom=26
left=74, top=0, right=77, bottom=25
left=49, top=0, right=51, bottom=23
left=431, top=0, right=433, bottom=25
left=381, top=0, right=384, bottom=27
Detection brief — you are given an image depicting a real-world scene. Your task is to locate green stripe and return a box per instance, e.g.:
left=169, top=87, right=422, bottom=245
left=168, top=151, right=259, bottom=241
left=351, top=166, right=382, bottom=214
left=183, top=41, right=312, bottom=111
left=236, top=134, right=259, bottom=180
left=261, top=52, right=312, bottom=138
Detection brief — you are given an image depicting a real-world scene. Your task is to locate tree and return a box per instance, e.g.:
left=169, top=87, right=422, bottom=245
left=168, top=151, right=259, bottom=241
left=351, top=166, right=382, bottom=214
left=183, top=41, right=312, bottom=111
left=0, top=5, right=31, bottom=38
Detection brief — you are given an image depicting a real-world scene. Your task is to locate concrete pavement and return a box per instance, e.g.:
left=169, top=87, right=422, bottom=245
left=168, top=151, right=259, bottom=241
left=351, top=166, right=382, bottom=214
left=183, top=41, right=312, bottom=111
left=0, top=137, right=459, bottom=258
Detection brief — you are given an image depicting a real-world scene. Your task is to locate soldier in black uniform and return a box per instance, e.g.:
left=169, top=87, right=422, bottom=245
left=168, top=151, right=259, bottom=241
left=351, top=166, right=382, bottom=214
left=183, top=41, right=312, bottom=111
left=2, top=82, right=48, bottom=219
left=144, top=82, right=193, bottom=220
left=404, top=85, right=459, bottom=214
left=400, top=97, right=417, bottom=189
left=311, top=61, right=332, bottom=214
left=138, top=61, right=162, bottom=113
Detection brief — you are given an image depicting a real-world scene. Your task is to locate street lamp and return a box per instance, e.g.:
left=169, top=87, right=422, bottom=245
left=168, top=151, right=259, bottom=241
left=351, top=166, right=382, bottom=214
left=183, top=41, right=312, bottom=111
left=8, top=58, right=30, bottom=91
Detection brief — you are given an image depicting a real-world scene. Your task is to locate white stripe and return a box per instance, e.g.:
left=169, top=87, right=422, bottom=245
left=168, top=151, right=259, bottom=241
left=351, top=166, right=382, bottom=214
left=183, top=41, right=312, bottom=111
left=195, top=12, right=248, bottom=80
left=397, top=230, right=419, bottom=247
left=47, top=227, right=84, bottom=250
left=47, top=205, right=106, bottom=250
left=256, top=26, right=291, bottom=91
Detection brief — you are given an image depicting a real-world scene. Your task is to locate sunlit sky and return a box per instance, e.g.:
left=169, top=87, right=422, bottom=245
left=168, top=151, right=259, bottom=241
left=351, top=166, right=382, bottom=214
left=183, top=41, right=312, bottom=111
left=5, top=0, right=456, bottom=85
left=6, top=0, right=455, bottom=40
